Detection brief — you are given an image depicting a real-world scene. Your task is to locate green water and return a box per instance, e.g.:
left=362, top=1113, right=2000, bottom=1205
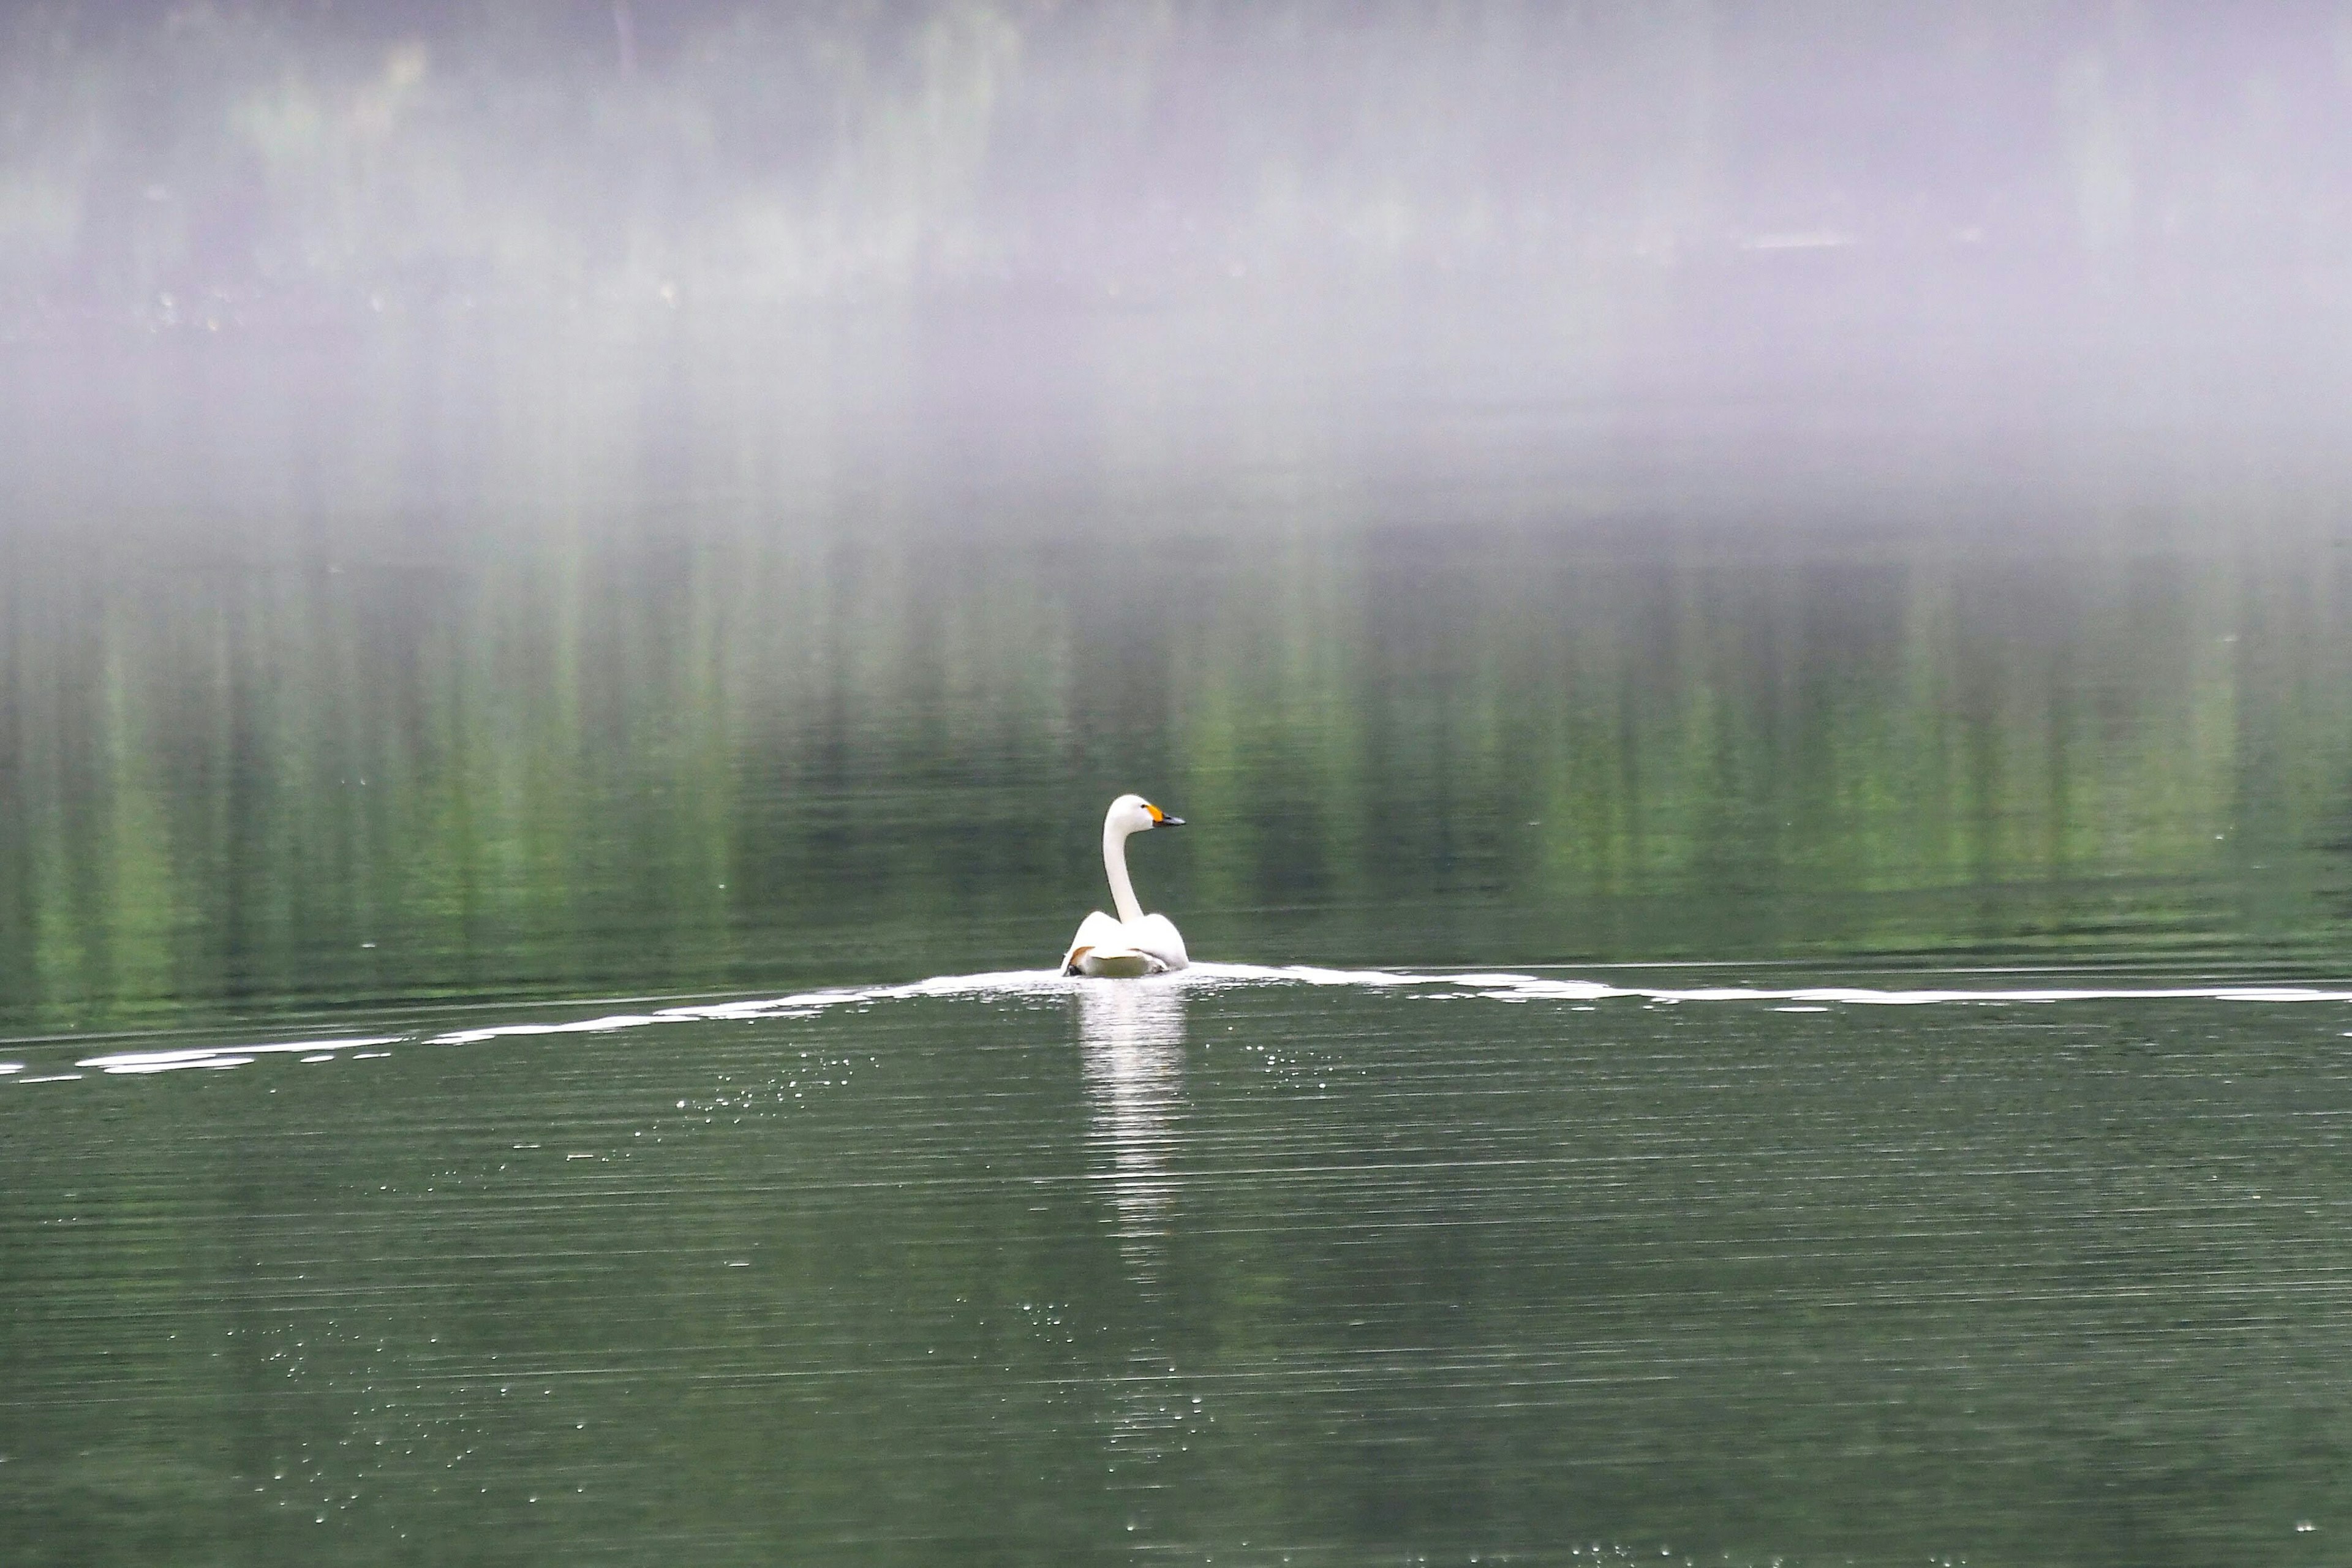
left=14, top=8, right=2352, bottom=1561
left=8, top=300, right=2352, bottom=1566
left=5, top=969, right=2351, bottom=1566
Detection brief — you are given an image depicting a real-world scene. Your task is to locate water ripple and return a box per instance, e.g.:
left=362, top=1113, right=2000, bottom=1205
left=20, top=964, right=2351, bottom=1082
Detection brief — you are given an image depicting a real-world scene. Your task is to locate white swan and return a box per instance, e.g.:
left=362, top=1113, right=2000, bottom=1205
left=1061, top=794, right=1189, bottom=977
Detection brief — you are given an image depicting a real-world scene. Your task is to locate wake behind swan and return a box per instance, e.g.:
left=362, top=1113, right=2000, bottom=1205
left=39, top=962, right=2352, bottom=1077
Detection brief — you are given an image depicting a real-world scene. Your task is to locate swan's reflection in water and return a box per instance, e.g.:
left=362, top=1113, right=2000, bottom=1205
left=1076, top=980, right=1206, bottom=1482
left=1076, top=980, right=1188, bottom=1284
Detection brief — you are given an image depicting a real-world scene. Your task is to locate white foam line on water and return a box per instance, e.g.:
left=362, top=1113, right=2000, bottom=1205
left=1224, top=965, right=2352, bottom=1007
left=429, top=968, right=1077, bottom=1044
left=418, top=962, right=2352, bottom=1048
left=19, top=965, right=2351, bottom=1083
left=100, top=1056, right=255, bottom=1076
left=76, top=1036, right=404, bottom=1075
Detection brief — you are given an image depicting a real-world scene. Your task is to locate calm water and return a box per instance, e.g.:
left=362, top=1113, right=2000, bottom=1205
left=5, top=967, right=2351, bottom=1566
left=7, top=294, right=2352, bottom=1566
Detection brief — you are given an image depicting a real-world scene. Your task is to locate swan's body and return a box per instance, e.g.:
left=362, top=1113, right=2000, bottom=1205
left=1063, top=795, right=1189, bottom=977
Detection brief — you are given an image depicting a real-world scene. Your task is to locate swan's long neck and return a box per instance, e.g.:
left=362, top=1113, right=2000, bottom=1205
left=1103, top=821, right=1145, bottom=925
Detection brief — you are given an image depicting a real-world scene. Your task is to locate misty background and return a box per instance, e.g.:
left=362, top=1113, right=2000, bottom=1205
left=13, top=2, right=2352, bottom=444
left=4, top=2, right=2352, bottom=1028
left=13, top=15, right=2352, bottom=1562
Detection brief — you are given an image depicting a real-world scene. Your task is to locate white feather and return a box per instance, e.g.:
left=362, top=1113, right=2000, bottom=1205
left=1061, top=796, right=1189, bottom=976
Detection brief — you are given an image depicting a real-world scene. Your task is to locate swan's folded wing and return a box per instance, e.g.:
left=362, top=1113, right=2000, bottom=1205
left=1063, top=910, right=1129, bottom=974
left=1131, top=912, right=1189, bottom=970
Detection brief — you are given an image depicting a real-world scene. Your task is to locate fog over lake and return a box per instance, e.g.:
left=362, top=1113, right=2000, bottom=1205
left=4, top=7, right=2351, bottom=1566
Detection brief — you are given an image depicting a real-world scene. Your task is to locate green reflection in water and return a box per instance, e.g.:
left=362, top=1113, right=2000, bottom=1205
left=7, top=13, right=2352, bottom=1567
left=4, top=336, right=2351, bottom=1035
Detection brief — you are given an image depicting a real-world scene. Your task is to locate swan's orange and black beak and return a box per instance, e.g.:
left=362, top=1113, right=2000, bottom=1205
left=1145, top=802, right=1185, bottom=827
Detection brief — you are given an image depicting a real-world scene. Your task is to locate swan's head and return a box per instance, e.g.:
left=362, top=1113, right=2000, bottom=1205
left=1107, top=793, right=1184, bottom=835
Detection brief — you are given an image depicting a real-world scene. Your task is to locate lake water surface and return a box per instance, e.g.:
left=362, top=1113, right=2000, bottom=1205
left=5, top=300, right=2352, bottom=1565
left=7, top=962, right=2352, bottom=1566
